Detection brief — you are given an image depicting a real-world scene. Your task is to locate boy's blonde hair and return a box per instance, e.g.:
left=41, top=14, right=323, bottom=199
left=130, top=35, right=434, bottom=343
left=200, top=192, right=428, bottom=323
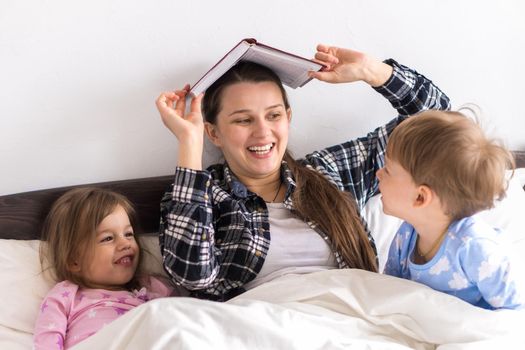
left=387, top=110, right=514, bottom=220
left=40, top=187, right=144, bottom=290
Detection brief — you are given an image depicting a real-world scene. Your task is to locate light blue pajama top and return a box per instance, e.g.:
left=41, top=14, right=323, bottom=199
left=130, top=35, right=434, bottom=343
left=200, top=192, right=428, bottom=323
left=384, top=216, right=523, bottom=310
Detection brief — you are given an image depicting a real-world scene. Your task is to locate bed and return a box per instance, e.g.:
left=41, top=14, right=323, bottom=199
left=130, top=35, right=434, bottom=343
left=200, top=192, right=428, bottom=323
left=1, top=151, right=525, bottom=350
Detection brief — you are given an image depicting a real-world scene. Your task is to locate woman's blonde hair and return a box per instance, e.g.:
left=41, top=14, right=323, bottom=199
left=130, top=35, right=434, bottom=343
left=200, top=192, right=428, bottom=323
left=202, top=61, right=378, bottom=272
left=40, top=187, right=144, bottom=290
left=387, top=110, right=515, bottom=220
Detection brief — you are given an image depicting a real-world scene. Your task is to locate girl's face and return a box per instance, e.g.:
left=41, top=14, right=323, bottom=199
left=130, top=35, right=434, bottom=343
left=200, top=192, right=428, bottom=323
left=205, top=81, right=291, bottom=183
left=71, top=205, right=139, bottom=290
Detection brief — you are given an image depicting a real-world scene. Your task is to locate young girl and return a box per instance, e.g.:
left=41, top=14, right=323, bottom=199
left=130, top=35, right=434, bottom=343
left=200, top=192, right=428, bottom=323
left=380, top=110, right=523, bottom=310
left=34, top=187, right=179, bottom=349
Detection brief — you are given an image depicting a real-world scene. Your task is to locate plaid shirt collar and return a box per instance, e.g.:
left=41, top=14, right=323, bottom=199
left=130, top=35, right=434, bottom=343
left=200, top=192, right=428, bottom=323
left=219, top=160, right=297, bottom=207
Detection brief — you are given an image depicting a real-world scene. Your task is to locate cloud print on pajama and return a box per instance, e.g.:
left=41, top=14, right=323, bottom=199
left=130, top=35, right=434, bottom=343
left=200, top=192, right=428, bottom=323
left=384, top=216, right=522, bottom=309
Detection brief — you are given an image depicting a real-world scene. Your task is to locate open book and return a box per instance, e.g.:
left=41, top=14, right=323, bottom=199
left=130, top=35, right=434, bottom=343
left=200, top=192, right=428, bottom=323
left=189, top=38, right=324, bottom=97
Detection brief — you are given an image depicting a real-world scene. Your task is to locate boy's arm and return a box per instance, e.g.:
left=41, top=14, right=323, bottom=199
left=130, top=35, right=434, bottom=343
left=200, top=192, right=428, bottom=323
left=383, top=226, right=408, bottom=277
left=462, top=239, right=523, bottom=310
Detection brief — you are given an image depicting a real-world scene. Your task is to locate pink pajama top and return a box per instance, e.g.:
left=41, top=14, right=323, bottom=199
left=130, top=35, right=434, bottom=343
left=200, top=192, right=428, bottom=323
left=33, top=277, right=174, bottom=349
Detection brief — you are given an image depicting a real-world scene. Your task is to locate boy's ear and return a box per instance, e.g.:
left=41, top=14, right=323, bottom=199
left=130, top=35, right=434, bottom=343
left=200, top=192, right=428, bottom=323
left=287, top=108, right=292, bottom=122
left=414, top=185, right=434, bottom=208
left=204, top=122, right=221, bottom=147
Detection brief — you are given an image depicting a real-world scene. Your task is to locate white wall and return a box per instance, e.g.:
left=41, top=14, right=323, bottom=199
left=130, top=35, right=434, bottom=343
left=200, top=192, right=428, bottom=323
left=1, top=0, right=524, bottom=195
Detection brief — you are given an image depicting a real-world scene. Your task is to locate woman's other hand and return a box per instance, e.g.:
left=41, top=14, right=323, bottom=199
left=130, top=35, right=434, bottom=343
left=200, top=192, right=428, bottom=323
left=310, top=45, right=393, bottom=87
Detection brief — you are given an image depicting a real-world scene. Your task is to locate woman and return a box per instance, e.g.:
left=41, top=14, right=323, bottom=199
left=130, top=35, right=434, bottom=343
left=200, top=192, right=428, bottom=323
left=155, top=44, right=450, bottom=300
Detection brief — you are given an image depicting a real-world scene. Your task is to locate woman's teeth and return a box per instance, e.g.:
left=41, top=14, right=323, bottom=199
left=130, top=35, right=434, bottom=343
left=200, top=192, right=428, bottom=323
left=248, top=144, right=273, bottom=154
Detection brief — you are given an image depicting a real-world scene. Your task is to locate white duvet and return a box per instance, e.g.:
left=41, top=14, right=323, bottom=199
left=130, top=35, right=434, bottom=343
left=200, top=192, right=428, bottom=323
left=3, top=172, right=524, bottom=349
left=72, top=269, right=524, bottom=350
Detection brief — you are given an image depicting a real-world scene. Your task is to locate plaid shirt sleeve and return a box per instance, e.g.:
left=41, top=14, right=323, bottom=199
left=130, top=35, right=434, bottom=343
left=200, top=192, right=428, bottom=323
left=304, top=59, right=451, bottom=210
left=159, top=167, right=220, bottom=290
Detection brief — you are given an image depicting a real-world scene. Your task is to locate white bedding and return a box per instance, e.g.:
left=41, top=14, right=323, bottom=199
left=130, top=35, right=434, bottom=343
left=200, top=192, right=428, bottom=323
left=1, top=170, right=524, bottom=349
left=72, top=269, right=524, bottom=350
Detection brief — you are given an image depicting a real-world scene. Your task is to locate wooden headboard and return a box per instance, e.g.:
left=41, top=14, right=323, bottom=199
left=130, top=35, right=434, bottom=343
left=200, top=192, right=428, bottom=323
left=0, top=176, right=173, bottom=240
left=1, top=151, right=524, bottom=240
left=515, top=151, right=525, bottom=169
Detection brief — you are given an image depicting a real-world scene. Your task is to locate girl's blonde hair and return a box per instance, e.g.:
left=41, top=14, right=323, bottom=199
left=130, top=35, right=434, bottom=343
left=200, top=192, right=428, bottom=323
left=40, top=187, right=144, bottom=290
left=387, top=110, right=515, bottom=220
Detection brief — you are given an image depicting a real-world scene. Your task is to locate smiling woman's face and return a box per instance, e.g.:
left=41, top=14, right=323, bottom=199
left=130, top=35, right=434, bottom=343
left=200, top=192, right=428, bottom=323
left=204, top=81, right=291, bottom=182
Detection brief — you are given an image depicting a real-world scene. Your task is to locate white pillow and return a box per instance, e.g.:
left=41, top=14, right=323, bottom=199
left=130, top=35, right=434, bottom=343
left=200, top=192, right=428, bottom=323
left=0, top=240, right=54, bottom=349
left=363, top=195, right=403, bottom=272
left=364, top=169, right=525, bottom=272
left=476, top=168, right=525, bottom=244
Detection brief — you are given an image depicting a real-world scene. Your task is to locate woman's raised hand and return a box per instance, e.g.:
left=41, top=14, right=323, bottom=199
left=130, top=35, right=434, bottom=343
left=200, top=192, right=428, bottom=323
left=310, top=45, right=393, bottom=87
left=155, top=85, right=205, bottom=170
left=156, top=85, right=204, bottom=141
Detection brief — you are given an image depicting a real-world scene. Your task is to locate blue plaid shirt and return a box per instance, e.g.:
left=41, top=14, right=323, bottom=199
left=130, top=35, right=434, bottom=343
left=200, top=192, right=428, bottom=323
left=159, top=59, right=451, bottom=300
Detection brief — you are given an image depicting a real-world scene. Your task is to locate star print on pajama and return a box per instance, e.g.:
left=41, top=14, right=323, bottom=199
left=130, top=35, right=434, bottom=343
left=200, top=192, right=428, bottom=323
left=33, top=277, right=174, bottom=349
